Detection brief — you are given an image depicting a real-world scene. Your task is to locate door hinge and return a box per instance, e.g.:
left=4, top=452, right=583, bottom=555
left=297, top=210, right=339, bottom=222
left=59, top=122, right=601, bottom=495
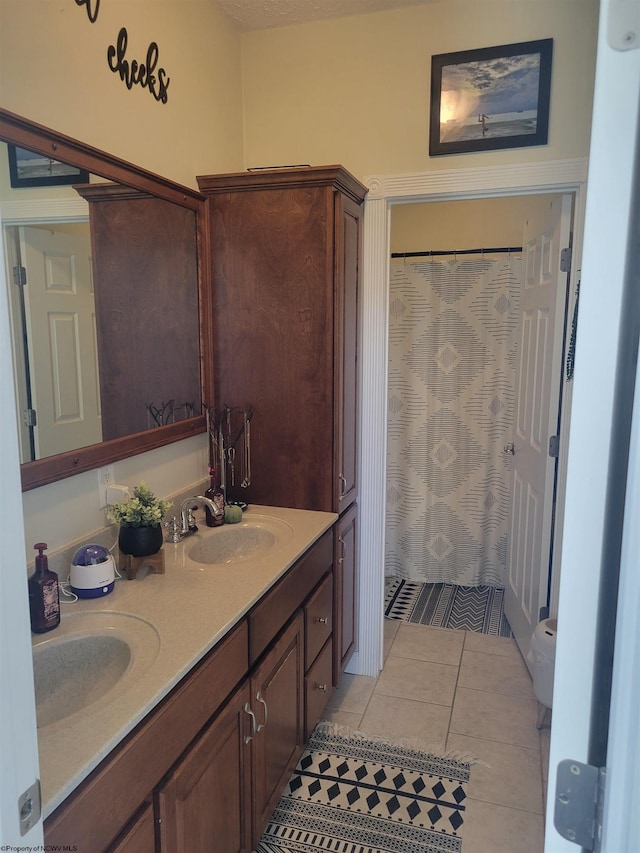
left=554, top=760, right=606, bottom=851
left=13, top=265, right=27, bottom=286
left=560, top=247, right=572, bottom=274
left=24, top=409, right=37, bottom=427
left=549, top=435, right=560, bottom=457
left=18, top=779, right=41, bottom=836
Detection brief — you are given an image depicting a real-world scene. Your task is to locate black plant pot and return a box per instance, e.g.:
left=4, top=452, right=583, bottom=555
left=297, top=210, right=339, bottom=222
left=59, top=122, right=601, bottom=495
left=118, top=525, right=163, bottom=558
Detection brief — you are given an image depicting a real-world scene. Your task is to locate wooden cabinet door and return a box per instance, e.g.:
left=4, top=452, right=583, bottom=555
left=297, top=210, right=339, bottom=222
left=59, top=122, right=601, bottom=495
left=334, top=504, right=358, bottom=682
left=156, top=681, right=252, bottom=853
left=334, top=193, right=361, bottom=512
left=250, top=611, right=304, bottom=848
left=107, top=802, right=155, bottom=853
left=200, top=166, right=365, bottom=514
left=207, top=184, right=334, bottom=512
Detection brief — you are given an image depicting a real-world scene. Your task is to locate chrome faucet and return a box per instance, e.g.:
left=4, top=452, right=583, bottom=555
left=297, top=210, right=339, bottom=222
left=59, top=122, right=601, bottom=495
left=164, top=495, right=222, bottom=543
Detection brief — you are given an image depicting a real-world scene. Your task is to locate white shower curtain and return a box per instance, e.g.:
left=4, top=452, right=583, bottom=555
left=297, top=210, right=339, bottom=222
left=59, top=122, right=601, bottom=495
left=386, top=255, right=522, bottom=586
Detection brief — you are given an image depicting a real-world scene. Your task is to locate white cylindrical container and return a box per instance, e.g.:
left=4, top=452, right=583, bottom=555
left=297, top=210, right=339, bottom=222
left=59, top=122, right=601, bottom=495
left=527, top=618, right=557, bottom=709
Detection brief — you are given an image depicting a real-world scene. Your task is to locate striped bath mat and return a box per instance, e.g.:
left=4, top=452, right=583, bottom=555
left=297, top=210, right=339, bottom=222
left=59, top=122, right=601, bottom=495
left=385, top=577, right=512, bottom=637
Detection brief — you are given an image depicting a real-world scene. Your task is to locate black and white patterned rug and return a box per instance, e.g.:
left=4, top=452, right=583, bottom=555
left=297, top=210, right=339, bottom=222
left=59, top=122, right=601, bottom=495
left=385, top=577, right=512, bottom=637
left=255, top=722, right=469, bottom=853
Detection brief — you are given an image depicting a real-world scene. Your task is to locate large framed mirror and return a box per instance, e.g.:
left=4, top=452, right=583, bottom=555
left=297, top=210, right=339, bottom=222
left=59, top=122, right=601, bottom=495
left=0, top=109, right=212, bottom=491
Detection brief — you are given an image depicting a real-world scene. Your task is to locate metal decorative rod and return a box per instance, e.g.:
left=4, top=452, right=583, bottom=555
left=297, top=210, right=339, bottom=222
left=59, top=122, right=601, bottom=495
left=390, top=246, right=522, bottom=258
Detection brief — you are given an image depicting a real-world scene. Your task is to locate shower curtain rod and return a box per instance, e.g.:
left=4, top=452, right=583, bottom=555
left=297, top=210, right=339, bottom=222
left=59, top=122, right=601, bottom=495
left=390, top=246, right=522, bottom=259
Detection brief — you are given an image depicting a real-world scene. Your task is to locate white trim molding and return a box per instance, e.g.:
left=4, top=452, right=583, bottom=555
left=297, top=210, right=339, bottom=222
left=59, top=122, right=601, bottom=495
left=364, top=159, right=588, bottom=202
left=351, top=158, right=588, bottom=678
left=0, top=197, right=88, bottom=224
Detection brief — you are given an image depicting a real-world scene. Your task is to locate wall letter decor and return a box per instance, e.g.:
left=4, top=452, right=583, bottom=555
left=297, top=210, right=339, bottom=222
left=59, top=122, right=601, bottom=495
left=75, top=0, right=100, bottom=24
left=74, top=1, right=171, bottom=105
left=107, top=27, right=170, bottom=104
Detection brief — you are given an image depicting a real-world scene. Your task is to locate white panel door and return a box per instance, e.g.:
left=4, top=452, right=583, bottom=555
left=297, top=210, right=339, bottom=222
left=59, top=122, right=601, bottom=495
left=19, top=226, right=101, bottom=458
left=505, top=195, right=572, bottom=663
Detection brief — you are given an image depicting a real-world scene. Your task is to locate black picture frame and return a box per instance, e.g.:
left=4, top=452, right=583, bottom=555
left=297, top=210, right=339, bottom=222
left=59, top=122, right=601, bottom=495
left=429, top=39, right=553, bottom=157
left=7, top=144, right=90, bottom=188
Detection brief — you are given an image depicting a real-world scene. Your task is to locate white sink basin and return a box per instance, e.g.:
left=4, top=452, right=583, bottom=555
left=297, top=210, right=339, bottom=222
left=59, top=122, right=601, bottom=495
left=32, top=611, right=160, bottom=729
left=187, top=515, right=293, bottom=565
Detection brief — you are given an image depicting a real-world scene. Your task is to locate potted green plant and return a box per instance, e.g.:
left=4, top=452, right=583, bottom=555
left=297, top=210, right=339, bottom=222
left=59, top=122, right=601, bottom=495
left=107, top=482, right=172, bottom=557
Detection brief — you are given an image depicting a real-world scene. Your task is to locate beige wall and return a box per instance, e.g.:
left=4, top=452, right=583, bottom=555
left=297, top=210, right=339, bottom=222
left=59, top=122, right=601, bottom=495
left=0, top=1, right=246, bottom=551
left=0, top=0, right=245, bottom=187
left=240, top=1, right=599, bottom=180
left=0, top=0, right=599, bottom=554
left=391, top=194, right=561, bottom=254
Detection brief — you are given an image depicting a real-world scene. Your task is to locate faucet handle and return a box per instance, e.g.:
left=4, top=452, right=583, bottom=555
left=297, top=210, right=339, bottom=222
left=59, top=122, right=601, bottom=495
left=186, top=506, right=198, bottom=533
left=164, top=515, right=182, bottom=543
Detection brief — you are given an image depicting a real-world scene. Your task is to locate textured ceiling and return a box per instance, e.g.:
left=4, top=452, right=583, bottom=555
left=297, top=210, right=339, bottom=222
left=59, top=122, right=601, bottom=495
left=211, top=0, right=436, bottom=31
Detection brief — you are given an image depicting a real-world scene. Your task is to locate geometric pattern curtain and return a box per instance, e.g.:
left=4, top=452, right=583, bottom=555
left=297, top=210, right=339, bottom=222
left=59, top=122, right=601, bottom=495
left=385, top=256, right=522, bottom=586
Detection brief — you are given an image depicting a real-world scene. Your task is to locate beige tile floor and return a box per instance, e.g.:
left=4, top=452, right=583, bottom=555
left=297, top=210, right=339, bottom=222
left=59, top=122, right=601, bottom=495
left=323, top=619, right=551, bottom=853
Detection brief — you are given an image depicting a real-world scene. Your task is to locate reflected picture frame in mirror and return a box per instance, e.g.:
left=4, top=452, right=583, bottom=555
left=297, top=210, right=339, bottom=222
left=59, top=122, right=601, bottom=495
left=7, top=143, right=90, bottom=188
left=0, top=109, right=213, bottom=491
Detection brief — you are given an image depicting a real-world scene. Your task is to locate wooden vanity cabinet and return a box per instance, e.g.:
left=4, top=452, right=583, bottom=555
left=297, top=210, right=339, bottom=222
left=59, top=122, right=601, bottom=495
left=197, top=166, right=366, bottom=515
left=44, top=621, right=249, bottom=853
left=156, top=681, right=252, bottom=853
left=43, top=529, right=337, bottom=853
left=198, top=165, right=365, bottom=697
left=247, top=530, right=334, bottom=845
left=304, top=572, right=333, bottom=740
left=156, top=608, right=311, bottom=853
left=249, top=612, right=304, bottom=849
left=106, top=801, right=155, bottom=853
left=158, top=529, right=333, bottom=850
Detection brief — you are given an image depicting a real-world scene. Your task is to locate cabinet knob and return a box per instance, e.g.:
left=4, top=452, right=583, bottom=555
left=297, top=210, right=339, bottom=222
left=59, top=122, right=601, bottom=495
left=315, top=616, right=329, bottom=624
left=316, top=683, right=328, bottom=692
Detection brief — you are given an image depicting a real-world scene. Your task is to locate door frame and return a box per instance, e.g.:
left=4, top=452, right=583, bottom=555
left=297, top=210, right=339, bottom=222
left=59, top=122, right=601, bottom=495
left=348, top=158, right=588, bottom=679
left=0, top=217, right=44, bottom=844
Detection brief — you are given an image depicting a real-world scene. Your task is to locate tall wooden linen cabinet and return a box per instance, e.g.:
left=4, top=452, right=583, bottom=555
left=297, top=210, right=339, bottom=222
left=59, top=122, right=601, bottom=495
left=197, top=165, right=367, bottom=683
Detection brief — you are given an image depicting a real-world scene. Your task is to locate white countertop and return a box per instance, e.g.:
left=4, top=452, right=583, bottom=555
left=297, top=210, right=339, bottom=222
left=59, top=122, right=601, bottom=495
left=35, top=504, right=336, bottom=819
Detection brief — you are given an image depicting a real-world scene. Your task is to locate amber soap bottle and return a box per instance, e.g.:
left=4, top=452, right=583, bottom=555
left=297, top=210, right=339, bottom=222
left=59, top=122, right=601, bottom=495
left=28, top=542, right=60, bottom=633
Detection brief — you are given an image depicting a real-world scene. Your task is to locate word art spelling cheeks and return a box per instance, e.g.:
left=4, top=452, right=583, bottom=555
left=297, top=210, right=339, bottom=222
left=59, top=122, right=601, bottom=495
left=107, top=27, right=170, bottom=104
left=76, top=0, right=100, bottom=24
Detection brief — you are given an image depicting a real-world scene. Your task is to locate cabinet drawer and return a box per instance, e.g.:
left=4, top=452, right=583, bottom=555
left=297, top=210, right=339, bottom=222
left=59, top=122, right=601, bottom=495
left=250, top=529, right=333, bottom=664
left=305, top=637, right=333, bottom=740
left=305, top=572, right=333, bottom=670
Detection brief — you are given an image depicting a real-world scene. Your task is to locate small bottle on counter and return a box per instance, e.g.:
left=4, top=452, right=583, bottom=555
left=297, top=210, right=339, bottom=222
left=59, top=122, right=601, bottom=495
left=28, top=542, right=60, bottom=634
left=205, top=467, right=225, bottom=527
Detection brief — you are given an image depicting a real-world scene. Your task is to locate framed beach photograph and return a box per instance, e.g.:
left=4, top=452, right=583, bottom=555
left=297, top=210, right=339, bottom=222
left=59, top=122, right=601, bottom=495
left=7, top=144, right=90, bottom=188
left=429, top=39, right=553, bottom=156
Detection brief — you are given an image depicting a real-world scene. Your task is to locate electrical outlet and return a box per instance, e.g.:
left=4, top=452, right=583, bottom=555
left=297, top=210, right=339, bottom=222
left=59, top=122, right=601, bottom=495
left=106, top=485, right=131, bottom=505
left=98, top=464, right=115, bottom=509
